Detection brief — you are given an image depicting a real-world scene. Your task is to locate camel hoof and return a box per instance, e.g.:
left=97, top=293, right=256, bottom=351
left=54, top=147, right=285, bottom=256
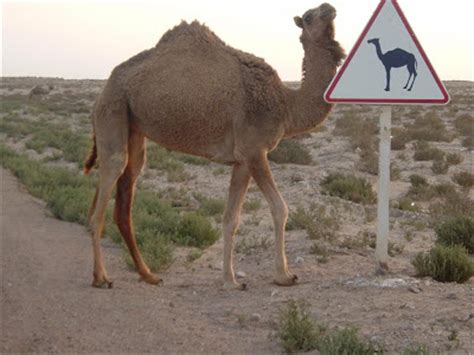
left=384, top=88, right=390, bottom=92
left=139, top=272, right=163, bottom=285
left=274, top=274, right=298, bottom=286
left=223, top=281, right=248, bottom=291
left=92, top=277, right=113, bottom=289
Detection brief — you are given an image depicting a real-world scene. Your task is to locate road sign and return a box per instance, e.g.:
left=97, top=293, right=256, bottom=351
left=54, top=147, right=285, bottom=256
left=325, top=0, right=450, bottom=104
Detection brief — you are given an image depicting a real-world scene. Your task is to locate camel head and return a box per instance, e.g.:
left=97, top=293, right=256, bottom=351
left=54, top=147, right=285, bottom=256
left=294, top=3, right=337, bottom=43
left=367, top=38, right=380, bottom=45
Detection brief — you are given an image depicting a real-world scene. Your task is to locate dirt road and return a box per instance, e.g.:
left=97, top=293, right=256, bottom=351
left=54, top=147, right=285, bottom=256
left=0, top=167, right=281, bottom=353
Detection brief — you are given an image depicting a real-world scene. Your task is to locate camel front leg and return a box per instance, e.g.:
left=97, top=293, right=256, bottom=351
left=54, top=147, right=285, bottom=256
left=249, top=153, right=297, bottom=286
left=223, top=163, right=251, bottom=290
left=384, top=66, right=391, bottom=91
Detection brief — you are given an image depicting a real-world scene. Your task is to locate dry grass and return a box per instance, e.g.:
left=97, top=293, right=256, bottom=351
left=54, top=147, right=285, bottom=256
left=406, top=111, right=453, bottom=142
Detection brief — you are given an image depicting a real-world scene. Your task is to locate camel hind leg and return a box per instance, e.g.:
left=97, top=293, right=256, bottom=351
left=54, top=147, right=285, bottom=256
left=90, top=150, right=127, bottom=288
left=222, top=163, right=251, bottom=290
left=89, top=99, right=129, bottom=288
left=114, top=125, right=161, bottom=285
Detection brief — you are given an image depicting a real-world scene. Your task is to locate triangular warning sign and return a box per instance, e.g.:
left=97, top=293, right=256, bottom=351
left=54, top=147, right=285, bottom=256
left=325, top=0, right=449, bottom=104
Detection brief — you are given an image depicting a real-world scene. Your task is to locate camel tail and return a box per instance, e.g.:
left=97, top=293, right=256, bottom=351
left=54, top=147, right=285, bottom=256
left=84, top=134, right=97, bottom=175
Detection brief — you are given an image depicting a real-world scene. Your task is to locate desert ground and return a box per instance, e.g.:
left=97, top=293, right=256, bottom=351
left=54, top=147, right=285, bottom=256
left=1, top=77, right=473, bottom=353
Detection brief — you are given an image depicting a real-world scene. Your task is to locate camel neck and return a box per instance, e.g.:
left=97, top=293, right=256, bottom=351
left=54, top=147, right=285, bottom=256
left=374, top=42, right=384, bottom=61
left=284, top=45, right=338, bottom=137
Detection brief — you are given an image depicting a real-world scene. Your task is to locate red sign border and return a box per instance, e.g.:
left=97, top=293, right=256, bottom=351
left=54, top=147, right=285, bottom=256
left=325, top=0, right=450, bottom=105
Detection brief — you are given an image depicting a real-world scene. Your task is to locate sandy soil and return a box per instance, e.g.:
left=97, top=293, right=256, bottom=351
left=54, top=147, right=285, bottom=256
left=1, top=78, right=473, bottom=353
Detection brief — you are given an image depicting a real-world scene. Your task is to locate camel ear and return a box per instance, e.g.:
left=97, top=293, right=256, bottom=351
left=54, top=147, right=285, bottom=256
left=294, top=16, right=303, bottom=28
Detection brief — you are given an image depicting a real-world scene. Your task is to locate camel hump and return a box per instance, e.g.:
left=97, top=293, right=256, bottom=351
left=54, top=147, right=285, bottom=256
left=388, top=48, right=413, bottom=57
left=156, top=20, right=227, bottom=49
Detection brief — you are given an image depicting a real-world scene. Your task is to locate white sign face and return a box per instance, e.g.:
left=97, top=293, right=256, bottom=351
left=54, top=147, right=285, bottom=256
left=325, top=0, right=449, bottom=104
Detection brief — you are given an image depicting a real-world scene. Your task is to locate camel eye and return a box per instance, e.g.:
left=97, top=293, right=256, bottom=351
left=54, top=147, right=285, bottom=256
left=304, top=14, right=312, bottom=25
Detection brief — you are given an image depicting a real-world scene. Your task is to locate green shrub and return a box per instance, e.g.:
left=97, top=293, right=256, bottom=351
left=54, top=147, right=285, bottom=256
left=147, top=143, right=190, bottom=181
left=133, top=191, right=181, bottom=238
left=357, top=149, right=378, bottom=175
left=321, top=173, right=376, bottom=204
left=0, top=114, right=36, bottom=138
left=407, top=111, right=453, bottom=142
left=0, top=98, right=24, bottom=112
left=279, top=300, right=322, bottom=353
left=446, top=152, right=463, bottom=166
left=431, top=159, right=449, bottom=174
left=412, top=244, right=474, bottom=283
left=403, top=344, right=429, bottom=355
left=287, top=206, right=313, bottom=231
left=454, top=113, right=474, bottom=150
left=310, top=243, right=330, bottom=263
left=406, top=179, right=457, bottom=202
left=435, top=216, right=474, bottom=253
left=186, top=249, right=203, bottom=263
left=319, top=327, right=378, bottom=355
left=409, top=174, right=428, bottom=187
left=334, top=113, right=378, bottom=151
left=0, top=115, right=91, bottom=165
left=279, top=300, right=378, bottom=354
left=194, top=193, right=226, bottom=217
left=391, top=127, right=410, bottom=150
left=48, top=186, right=95, bottom=225
left=175, top=213, right=220, bottom=248
left=235, top=236, right=272, bottom=255
left=340, top=232, right=375, bottom=251
left=125, top=233, right=175, bottom=272
left=396, top=197, right=419, bottom=212
left=174, top=153, right=209, bottom=166
left=269, top=140, right=312, bottom=165
left=462, top=135, right=474, bottom=150
left=452, top=171, right=474, bottom=189
left=0, top=145, right=96, bottom=221
left=287, top=204, right=339, bottom=240
left=413, top=141, right=445, bottom=161
left=432, top=183, right=457, bottom=197
left=430, top=191, right=474, bottom=221
left=243, top=198, right=261, bottom=212
left=454, top=113, right=473, bottom=135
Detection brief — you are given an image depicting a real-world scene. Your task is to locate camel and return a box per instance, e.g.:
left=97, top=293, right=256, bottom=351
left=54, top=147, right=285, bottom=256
left=367, top=38, right=417, bottom=92
left=84, top=3, right=345, bottom=289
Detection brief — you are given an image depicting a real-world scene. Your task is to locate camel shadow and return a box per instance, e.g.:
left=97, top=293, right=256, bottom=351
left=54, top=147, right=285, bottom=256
left=367, top=38, right=417, bottom=92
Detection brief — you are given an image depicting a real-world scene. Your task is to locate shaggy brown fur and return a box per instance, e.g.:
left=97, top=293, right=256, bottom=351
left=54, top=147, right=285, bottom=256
left=85, top=3, right=345, bottom=289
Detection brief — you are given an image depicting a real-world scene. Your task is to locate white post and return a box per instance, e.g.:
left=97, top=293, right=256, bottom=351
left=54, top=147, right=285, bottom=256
left=375, top=106, right=392, bottom=269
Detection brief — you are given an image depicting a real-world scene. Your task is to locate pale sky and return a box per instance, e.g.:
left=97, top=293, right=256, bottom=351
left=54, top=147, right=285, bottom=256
left=2, top=0, right=473, bottom=81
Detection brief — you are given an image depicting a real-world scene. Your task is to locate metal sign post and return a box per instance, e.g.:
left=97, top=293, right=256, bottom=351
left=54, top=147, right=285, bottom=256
left=375, top=106, right=391, bottom=270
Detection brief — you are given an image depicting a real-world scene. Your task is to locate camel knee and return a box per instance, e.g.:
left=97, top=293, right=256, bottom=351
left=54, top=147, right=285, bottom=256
left=272, top=199, right=288, bottom=224
left=223, top=213, right=240, bottom=237
left=266, top=199, right=288, bottom=235
left=90, top=152, right=128, bottom=231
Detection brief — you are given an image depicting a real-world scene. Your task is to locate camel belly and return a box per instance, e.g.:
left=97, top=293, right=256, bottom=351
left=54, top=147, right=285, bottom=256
left=126, top=55, right=243, bottom=163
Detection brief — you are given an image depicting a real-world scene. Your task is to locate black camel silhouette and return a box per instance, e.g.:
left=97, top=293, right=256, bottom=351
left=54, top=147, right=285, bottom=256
left=367, top=38, right=417, bottom=92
